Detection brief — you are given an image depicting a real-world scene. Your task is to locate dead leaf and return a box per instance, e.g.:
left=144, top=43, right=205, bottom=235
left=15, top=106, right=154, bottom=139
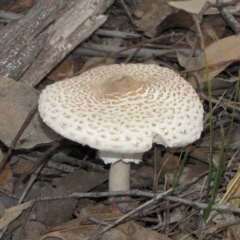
left=133, top=0, right=171, bottom=37
left=229, top=224, right=240, bottom=239
left=177, top=52, right=203, bottom=72
left=42, top=202, right=122, bottom=234
left=33, top=169, right=109, bottom=227
left=207, top=157, right=240, bottom=222
left=178, top=35, right=240, bottom=84
left=0, top=150, right=14, bottom=193
left=189, top=148, right=209, bottom=164
left=227, top=166, right=240, bottom=208
left=47, top=58, right=74, bottom=81
left=169, top=159, right=208, bottom=185
left=156, top=152, right=180, bottom=175
left=0, top=201, right=32, bottom=230
left=12, top=160, right=35, bottom=176
left=12, top=221, right=45, bottom=240
left=156, top=10, right=194, bottom=35
left=200, top=34, right=240, bottom=81
left=117, top=221, right=170, bottom=240
left=171, top=233, right=195, bottom=240
left=186, top=74, right=236, bottom=95
left=40, top=198, right=171, bottom=240
left=0, top=164, right=14, bottom=194
left=40, top=220, right=170, bottom=240
left=131, top=165, right=154, bottom=189
left=186, top=15, right=226, bottom=49
left=0, top=76, right=61, bottom=149
left=196, top=124, right=240, bottom=151
left=168, top=0, right=240, bottom=14
left=200, top=77, right=236, bottom=96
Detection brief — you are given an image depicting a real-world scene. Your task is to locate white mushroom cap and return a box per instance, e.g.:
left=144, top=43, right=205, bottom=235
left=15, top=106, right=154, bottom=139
left=38, top=64, right=203, bottom=164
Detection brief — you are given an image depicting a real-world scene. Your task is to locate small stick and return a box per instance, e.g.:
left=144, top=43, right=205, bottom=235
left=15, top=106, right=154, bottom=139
left=18, top=164, right=44, bottom=204
left=180, top=58, right=240, bottom=74
left=88, top=217, right=110, bottom=226
left=17, top=141, right=61, bottom=185
left=198, top=92, right=240, bottom=112
left=76, top=33, right=174, bottom=75
left=217, top=0, right=240, bottom=34
left=197, top=0, right=239, bottom=24
left=119, top=0, right=135, bottom=25
left=36, top=189, right=240, bottom=214
left=0, top=10, right=24, bottom=20
left=95, top=29, right=141, bottom=39
left=98, top=189, right=173, bottom=236
left=0, top=104, right=38, bottom=171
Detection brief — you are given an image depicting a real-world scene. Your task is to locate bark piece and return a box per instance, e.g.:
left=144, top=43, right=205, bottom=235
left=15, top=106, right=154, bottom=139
left=0, top=0, right=114, bottom=87
left=19, top=0, right=114, bottom=87
left=0, top=0, right=68, bottom=80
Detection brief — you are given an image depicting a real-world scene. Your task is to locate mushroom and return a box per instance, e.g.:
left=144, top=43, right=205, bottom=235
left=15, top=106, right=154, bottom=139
left=38, top=64, right=203, bottom=193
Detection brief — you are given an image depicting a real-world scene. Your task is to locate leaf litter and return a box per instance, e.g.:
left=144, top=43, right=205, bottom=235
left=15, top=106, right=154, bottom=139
left=0, top=0, right=240, bottom=239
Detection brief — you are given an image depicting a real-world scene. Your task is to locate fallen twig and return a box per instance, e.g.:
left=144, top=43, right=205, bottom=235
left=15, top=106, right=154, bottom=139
left=75, top=33, right=175, bottom=74
left=17, top=141, right=61, bottom=203
left=95, top=29, right=141, bottom=39
left=77, top=42, right=197, bottom=59
left=199, top=92, right=240, bottom=112
left=35, top=189, right=240, bottom=214
left=119, top=0, right=135, bottom=25
left=197, top=0, right=240, bottom=33
left=17, top=141, right=61, bottom=185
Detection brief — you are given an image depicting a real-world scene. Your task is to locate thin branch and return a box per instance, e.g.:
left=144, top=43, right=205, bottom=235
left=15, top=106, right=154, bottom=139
left=119, top=0, right=135, bottom=25
left=198, top=92, right=240, bottom=112
left=35, top=189, right=240, bottom=214
left=76, top=33, right=175, bottom=75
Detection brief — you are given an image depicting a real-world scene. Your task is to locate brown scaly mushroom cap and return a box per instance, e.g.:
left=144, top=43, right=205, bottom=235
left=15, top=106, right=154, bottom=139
left=38, top=64, right=203, bottom=164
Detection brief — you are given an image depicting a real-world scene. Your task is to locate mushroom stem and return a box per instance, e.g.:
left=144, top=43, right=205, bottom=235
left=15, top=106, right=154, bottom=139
left=109, top=160, right=131, bottom=192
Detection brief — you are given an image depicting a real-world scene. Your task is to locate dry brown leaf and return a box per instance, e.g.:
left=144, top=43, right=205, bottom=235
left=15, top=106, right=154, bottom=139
left=40, top=201, right=170, bottom=240
left=228, top=224, right=240, bottom=238
left=171, top=233, right=195, bottom=240
left=156, top=10, right=194, bottom=34
left=40, top=220, right=170, bottom=240
left=131, top=165, right=154, bottom=188
left=168, top=0, right=240, bottom=14
left=207, top=164, right=240, bottom=222
left=0, top=76, right=61, bottom=149
left=169, top=159, right=208, bottom=185
left=12, top=160, right=35, bottom=176
left=200, top=77, right=236, bottom=95
left=189, top=148, right=209, bottom=164
left=47, top=58, right=74, bottom=81
left=177, top=52, right=203, bottom=72
left=0, top=150, right=14, bottom=193
left=196, top=124, right=240, bottom=150
left=0, top=164, right=14, bottom=194
left=41, top=202, right=122, bottom=234
left=199, top=34, right=240, bottom=81
left=186, top=15, right=226, bottom=49
left=156, top=152, right=180, bottom=175
left=40, top=226, right=128, bottom=240
left=33, top=169, right=109, bottom=227
left=12, top=221, right=46, bottom=240
left=0, top=201, right=32, bottom=230
left=227, top=166, right=240, bottom=208
left=133, top=0, right=171, bottom=37
left=179, top=35, right=240, bottom=85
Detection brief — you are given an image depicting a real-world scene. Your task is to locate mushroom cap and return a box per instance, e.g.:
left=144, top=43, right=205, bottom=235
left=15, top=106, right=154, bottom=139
left=38, top=64, right=203, bottom=162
